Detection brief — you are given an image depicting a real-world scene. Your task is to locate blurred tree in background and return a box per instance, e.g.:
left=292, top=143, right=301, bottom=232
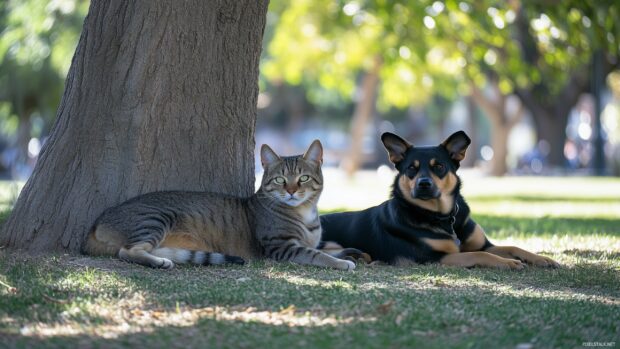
left=0, top=0, right=618, bottom=177
left=0, top=0, right=88, bottom=178
left=263, top=0, right=619, bottom=175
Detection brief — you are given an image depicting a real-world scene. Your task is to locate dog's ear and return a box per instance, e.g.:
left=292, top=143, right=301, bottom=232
left=441, top=131, right=471, bottom=163
left=260, top=144, right=281, bottom=169
left=381, top=132, right=412, bottom=164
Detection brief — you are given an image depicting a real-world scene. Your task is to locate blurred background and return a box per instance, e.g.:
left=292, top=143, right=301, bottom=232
left=0, top=0, right=619, bottom=182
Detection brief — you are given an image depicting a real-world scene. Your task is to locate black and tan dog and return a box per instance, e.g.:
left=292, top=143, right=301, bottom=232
left=320, top=131, right=559, bottom=269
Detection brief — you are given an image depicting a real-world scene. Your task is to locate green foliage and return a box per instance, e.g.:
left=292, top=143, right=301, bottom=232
left=0, top=0, right=88, bottom=138
left=263, top=0, right=620, bottom=111
left=263, top=0, right=433, bottom=111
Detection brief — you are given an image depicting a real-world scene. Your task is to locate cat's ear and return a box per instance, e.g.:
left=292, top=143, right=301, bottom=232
left=260, top=144, right=281, bottom=169
left=303, top=139, right=323, bottom=165
left=381, top=132, right=412, bottom=164
left=440, top=131, right=471, bottom=163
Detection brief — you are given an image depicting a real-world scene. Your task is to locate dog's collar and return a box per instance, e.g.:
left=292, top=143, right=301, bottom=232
left=396, top=198, right=460, bottom=245
left=431, top=201, right=460, bottom=245
left=448, top=202, right=460, bottom=246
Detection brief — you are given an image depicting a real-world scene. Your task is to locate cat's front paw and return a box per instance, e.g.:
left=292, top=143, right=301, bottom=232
left=155, top=258, right=175, bottom=269
left=337, top=260, right=356, bottom=271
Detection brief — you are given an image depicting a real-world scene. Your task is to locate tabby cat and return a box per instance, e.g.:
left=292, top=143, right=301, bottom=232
left=83, top=140, right=355, bottom=271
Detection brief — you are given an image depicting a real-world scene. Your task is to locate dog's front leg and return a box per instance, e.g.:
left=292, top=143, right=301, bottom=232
left=440, top=251, right=524, bottom=269
left=485, top=246, right=559, bottom=268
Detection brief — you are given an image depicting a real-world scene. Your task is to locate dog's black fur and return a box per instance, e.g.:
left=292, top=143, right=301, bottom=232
left=321, top=131, right=559, bottom=268
left=321, top=189, right=491, bottom=264
left=321, top=131, right=490, bottom=264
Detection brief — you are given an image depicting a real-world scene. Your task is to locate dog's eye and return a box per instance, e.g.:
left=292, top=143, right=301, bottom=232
left=274, top=177, right=286, bottom=184
left=299, top=175, right=310, bottom=183
left=406, top=165, right=418, bottom=177
left=433, top=164, right=445, bottom=172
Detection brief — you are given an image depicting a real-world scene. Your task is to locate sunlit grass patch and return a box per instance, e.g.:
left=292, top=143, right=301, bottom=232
left=0, top=181, right=23, bottom=212
left=469, top=200, right=620, bottom=218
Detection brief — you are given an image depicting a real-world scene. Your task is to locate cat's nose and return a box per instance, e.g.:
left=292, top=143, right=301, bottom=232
left=286, top=187, right=297, bottom=195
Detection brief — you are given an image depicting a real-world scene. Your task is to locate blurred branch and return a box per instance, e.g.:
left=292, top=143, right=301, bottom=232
left=554, top=69, right=589, bottom=116
left=343, top=55, right=382, bottom=176
left=469, top=82, right=502, bottom=125
left=508, top=101, right=525, bottom=129
left=514, top=87, right=546, bottom=119
left=514, top=4, right=540, bottom=67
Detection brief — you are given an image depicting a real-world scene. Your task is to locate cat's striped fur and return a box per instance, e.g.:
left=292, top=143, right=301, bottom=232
left=83, top=140, right=355, bottom=271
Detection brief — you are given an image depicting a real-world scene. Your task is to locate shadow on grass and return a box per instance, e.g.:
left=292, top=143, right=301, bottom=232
left=0, top=253, right=137, bottom=326
left=3, top=268, right=616, bottom=349
left=2, top=253, right=618, bottom=313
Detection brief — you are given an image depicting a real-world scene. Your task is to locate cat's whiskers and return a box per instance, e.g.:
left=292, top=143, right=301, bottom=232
left=255, top=191, right=285, bottom=210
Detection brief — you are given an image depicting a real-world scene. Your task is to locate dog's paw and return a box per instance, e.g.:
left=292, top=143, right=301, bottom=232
left=526, top=255, right=560, bottom=268
left=499, top=258, right=524, bottom=270
left=344, top=253, right=372, bottom=264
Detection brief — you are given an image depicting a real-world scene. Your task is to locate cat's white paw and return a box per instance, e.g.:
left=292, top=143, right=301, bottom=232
left=338, top=260, right=356, bottom=271
left=157, top=258, right=175, bottom=269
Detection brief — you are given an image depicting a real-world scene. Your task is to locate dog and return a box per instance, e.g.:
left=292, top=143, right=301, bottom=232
left=320, top=131, right=559, bottom=269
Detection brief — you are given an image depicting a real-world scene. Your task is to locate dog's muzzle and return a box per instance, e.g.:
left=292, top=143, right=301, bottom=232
left=413, top=177, right=439, bottom=200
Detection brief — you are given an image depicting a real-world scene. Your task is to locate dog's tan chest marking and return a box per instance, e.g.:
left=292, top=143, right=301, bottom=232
left=422, top=237, right=459, bottom=254
left=460, top=222, right=487, bottom=252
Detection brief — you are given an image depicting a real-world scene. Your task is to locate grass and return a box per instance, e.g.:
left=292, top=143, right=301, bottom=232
left=0, top=181, right=22, bottom=213
left=1, top=175, right=619, bottom=349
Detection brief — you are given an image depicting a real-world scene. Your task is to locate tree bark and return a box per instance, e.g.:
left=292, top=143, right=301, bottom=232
left=342, top=56, right=381, bottom=176
left=0, top=0, right=269, bottom=253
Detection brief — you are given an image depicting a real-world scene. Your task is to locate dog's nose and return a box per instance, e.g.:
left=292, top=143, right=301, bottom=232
left=416, top=177, right=433, bottom=189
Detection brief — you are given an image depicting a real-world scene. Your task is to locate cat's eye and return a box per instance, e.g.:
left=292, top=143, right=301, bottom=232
left=299, top=175, right=310, bottom=183
left=274, top=177, right=286, bottom=184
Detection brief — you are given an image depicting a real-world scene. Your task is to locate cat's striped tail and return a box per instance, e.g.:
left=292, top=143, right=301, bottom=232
left=151, top=247, right=245, bottom=266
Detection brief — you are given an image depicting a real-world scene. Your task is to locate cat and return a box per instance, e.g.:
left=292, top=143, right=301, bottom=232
left=82, top=140, right=355, bottom=271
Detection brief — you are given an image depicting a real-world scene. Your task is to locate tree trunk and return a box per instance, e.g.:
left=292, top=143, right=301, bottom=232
left=532, top=109, right=567, bottom=168
left=489, top=121, right=509, bottom=176
left=462, top=96, right=479, bottom=167
left=469, top=83, right=523, bottom=176
left=0, top=0, right=269, bottom=253
left=15, top=112, right=32, bottom=167
left=342, top=57, right=381, bottom=176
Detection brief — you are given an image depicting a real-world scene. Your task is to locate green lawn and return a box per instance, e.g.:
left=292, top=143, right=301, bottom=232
left=1, top=176, right=619, bottom=349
